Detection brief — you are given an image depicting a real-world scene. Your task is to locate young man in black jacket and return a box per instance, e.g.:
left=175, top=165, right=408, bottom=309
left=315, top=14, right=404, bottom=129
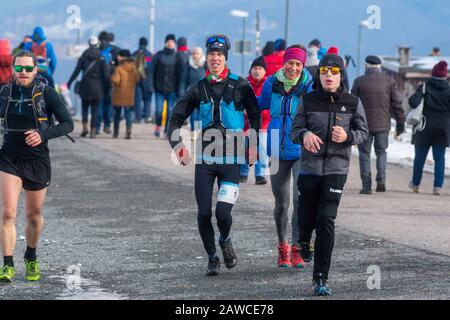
left=168, top=35, right=260, bottom=277
left=291, top=53, right=368, bottom=296
left=150, top=34, right=179, bottom=138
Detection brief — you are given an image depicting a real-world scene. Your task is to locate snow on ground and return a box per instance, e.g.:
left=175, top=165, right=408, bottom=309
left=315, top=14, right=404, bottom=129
left=352, top=123, right=450, bottom=176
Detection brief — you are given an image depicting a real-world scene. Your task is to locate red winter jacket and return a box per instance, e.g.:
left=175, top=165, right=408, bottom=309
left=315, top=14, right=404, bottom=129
left=264, top=51, right=284, bottom=76
left=0, top=55, right=12, bottom=84
left=245, top=75, right=270, bottom=131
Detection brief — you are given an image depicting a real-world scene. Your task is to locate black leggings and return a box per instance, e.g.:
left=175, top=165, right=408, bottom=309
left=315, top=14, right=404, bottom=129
left=297, top=174, right=347, bottom=280
left=195, top=164, right=240, bottom=256
left=82, top=99, right=99, bottom=129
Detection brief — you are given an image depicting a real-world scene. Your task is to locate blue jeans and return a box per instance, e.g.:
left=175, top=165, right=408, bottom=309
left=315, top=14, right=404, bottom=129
left=240, top=132, right=268, bottom=177
left=113, top=107, right=134, bottom=131
left=412, top=144, right=446, bottom=188
left=155, top=91, right=177, bottom=131
left=134, top=81, right=152, bottom=122
left=97, top=90, right=113, bottom=131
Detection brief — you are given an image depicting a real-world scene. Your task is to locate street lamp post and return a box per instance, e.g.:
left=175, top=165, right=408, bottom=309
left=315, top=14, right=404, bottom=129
left=285, top=0, right=290, bottom=45
left=357, top=20, right=369, bottom=76
left=230, top=9, right=249, bottom=76
left=150, top=0, right=156, bottom=53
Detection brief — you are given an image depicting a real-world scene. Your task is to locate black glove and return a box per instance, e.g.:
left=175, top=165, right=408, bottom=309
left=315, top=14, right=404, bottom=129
left=396, top=122, right=405, bottom=136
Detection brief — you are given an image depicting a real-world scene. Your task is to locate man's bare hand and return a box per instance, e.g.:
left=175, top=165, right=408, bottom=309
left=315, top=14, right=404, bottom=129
left=331, top=126, right=348, bottom=143
left=303, top=132, right=323, bottom=153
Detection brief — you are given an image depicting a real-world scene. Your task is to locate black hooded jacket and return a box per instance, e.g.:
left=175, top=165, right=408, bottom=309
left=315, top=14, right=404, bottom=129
left=409, top=78, right=450, bottom=146
left=68, top=47, right=110, bottom=100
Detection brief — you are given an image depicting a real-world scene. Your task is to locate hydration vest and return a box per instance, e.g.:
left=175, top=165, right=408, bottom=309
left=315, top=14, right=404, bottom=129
left=0, top=81, right=52, bottom=132
left=0, top=81, right=75, bottom=142
left=197, top=73, right=244, bottom=131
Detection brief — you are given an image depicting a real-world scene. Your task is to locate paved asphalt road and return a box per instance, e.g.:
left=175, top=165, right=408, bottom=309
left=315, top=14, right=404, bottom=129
left=1, top=123, right=449, bottom=300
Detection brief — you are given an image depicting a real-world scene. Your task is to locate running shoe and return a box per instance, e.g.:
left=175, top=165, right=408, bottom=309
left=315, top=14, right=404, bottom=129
left=313, top=275, right=331, bottom=296
left=25, top=259, right=41, bottom=281
left=291, top=244, right=305, bottom=268
left=206, top=256, right=220, bottom=277
left=0, top=265, right=15, bottom=283
left=277, top=242, right=291, bottom=268
left=219, top=239, right=237, bottom=269
left=299, top=241, right=314, bottom=263
left=408, top=181, right=419, bottom=193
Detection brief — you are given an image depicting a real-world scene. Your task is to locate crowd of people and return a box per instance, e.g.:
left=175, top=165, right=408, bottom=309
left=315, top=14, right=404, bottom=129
left=0, top=26, right=448, bottom=298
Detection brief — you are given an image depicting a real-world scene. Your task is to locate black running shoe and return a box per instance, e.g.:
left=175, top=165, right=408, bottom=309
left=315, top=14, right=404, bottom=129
left=255, top=176, right=267, bottom=185
left=313, top=275, right=331, bottom=296
left=299, top=241, right=313, bottom=263
left=220, top=240, right=237, bottom=269
left=376, top=183, right=386, bottom=192
left=206, top=256, right=220, bottom=277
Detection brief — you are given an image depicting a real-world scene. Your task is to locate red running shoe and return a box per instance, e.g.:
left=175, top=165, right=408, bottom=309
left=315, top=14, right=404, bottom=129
left=291, top=244, right=305, bottom=269
left=277, top=242, right=292, bottom=268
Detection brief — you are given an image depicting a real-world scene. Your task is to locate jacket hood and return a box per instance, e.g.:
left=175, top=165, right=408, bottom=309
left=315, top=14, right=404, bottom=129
left=83, top=47, right=102, bottom=60
left=32, top=26, right=46, bottom=44
left=428, top=77, right=449, bottom=91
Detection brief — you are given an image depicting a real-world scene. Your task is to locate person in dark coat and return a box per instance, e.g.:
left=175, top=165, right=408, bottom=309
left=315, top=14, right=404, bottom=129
left=408, top=60, right=450, bottom=195
left=67, top=36, right=110, bottom=138
left=133, top=37, right=153, bottom=123
left=149, top=34, right=179, bottom=137
left=351, top=55, right=405, bottom=193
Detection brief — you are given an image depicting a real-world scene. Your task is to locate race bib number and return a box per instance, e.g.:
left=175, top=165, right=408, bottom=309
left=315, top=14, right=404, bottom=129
left=218, top=183, right=240, bottom=205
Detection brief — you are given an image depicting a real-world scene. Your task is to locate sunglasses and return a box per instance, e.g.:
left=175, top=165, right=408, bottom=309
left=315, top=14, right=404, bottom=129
left=319, top=66, right=341, bottom=75
left=14, top=65, right=35, bottom=73
left=207, top=36, right=227, bottom=45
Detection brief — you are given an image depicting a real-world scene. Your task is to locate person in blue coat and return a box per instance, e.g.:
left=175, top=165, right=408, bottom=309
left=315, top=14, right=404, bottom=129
left=24, top=27, right=57, bottom=76
left=258, top=44, right=313, bottom=269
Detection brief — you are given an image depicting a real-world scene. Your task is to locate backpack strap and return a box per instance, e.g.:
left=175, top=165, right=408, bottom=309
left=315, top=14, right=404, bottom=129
left=198, top=78, right=211, bottom=104
left=0, top=83, right=13, bottom=118
left=222, top=73, right=239, bottom=105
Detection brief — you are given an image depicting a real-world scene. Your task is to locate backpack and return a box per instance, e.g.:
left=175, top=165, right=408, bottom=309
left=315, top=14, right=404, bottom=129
left=135, top=50, right=147, bottom=80
left=32, top=41, right=49, bottom=70
left=100, top=46, right=113, bottom=65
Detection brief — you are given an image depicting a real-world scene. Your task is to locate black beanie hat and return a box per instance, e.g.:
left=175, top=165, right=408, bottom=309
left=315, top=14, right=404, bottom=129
left=99, top=31, right=108, bottom=41
left=205, top=34, right=230, bottom=60
left=319, top=53, right=345, bottom=70
left=165, top=34, right=176, bottom=43
left=250, top=56, right=267, bottom=72
left=309, top=38, right=321, bottom=47
left=177, top=37, right=187, bottom=47
left=119, top=49, right=131, bottom=58
left=139, top=37, right=148, bottom=47
left=262, top=41, right=275, bottom=56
